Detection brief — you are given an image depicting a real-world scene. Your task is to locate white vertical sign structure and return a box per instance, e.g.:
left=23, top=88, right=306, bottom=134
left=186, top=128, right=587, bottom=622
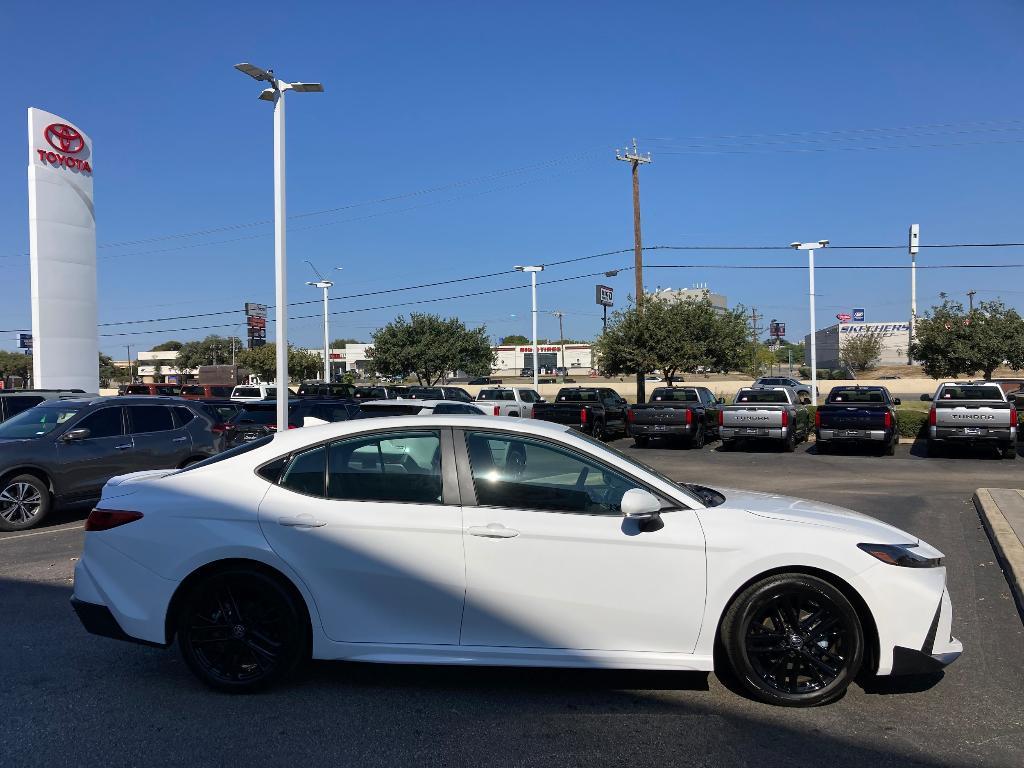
left=27, top=108, right=98, bottom=392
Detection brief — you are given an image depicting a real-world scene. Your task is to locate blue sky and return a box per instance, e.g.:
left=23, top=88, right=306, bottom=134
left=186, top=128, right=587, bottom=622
left=2, top=0, right=1023, bottom=356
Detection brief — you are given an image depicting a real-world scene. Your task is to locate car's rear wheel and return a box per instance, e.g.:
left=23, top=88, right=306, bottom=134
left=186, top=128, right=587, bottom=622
left=0, top=474, right=51, bottom=532
left=633, top=436, right=649, bottom=448
left=721, top=573, right=864, bottom=707
left=591, top=421, right=606, bottom=441
left=177, top=568, right=308, bottom=692
left=1002, top=445, right=1017, bottom=460
left=690, top=425, right=706, bottom=449
left=783, top=431, right=797, bottom=452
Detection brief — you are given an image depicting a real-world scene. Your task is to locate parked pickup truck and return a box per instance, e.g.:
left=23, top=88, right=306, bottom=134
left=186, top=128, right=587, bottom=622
left=815, top=385, right=901, bottom=455
left=628, top=386, right=723, bottom=448
left=925, top=382, right=1018, bottom=459
left=476, top=386, right=543, bottom=417
left=531, top=386, right=629, bottom=441
left=719, top=387, right=810, bottom=452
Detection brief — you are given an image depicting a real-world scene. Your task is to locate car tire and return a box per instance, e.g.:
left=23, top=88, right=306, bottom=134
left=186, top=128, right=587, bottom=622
left=720, top=573, right=864, bottom=707
left=720, top=439, right=735, bottom=452
left=783, top=431, right=796, bottom=453
left=591, top=422, right=606, bottom=442
left=0, top=474, right=52, bottom=532
left=177, top=568, right=309, bottom=693
left=690, top=425, right=706, bottom=450
left=633, top=436, right=649, bottom=448
left=1002, top=445, right=1017, bottom=460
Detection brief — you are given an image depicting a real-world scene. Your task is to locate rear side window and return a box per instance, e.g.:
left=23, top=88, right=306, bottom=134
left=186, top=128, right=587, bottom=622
left=173, top=406, right=197, bottom=426
left=520, top=390, right=540, bottom=403
left=210, top=386, right=234, bottom=398
left=327, top=431, right=442, bottom=503
left=233, top=387, right=261, bottom=398
left=129, top=405, right=175, bottom=434
left=181, top=386, right=203, bottom=396
left=478, top=390, right=514, bottom=401
left=433, top=403, right=483, bottom=414
left=178, top=434, right=275, bottom=474
left=123, top=385, right=151, bottom=395
left=280, top=446, right=327, bottom=496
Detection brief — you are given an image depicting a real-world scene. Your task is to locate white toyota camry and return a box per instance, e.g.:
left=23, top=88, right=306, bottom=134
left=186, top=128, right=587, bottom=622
left=72, top=416, right=961, bottom=706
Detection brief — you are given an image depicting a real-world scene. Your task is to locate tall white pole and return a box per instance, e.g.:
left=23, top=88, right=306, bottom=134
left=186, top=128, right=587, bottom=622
left=808, top=248, right=818, bottom=406
left=322, top=284, right=330, bottom=382
left=531, top=270, right=539, bottom=391
left=273, top=89, right=288, bottom=432
left=909, top=223, right=919, bottom=365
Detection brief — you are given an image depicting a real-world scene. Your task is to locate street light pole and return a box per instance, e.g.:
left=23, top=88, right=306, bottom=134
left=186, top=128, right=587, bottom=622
left=909, top=224, right=919, bottom=365
left=305, top=261, right=338, bottom=383
left=551, top=311, right=565, bottom=370
left=235, top=63, right=324, bottom=432
left=516, top=265, right=544, bottom=390
left=791, top=240, right=829, bottom=406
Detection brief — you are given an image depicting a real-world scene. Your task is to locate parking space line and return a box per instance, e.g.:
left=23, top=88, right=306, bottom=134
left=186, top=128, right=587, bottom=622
left=0, top=524, right=85, bottom=542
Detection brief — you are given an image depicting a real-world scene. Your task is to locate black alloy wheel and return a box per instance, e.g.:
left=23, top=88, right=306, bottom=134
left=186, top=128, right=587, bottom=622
left=177, top=569, right=307, bottom=692
left=633, top=435, right=649, bottom=448
left=591, top=421, right=606, bottom=442
left=691, top=425, right=705, bottom=450
left=783, top=430, right=797, bottom=453
left=0, top=474, right=51, bottom=532
left=722, top=574, right=864, bottom=707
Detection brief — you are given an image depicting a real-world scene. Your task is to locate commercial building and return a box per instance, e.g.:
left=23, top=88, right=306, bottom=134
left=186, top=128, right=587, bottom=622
left=804, top=321, right=912, bottom=368
left=649, top=284, right=727, bottom=310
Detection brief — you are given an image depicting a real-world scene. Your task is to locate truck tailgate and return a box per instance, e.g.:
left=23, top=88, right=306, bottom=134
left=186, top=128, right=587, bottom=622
left=631, top=406, right=690, bottom=425
left=721, top=407, right=784, bottom=428
left=819, top=407, right=887, bottom=430
left=934, top=403, right=1013, bottom=429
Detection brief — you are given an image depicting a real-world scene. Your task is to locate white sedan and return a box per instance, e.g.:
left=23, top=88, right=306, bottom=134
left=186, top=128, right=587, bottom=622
left=71, top=416, right=961, bottom=706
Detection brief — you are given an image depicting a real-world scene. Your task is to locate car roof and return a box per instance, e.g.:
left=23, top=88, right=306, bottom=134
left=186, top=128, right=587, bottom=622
left=359, top=399, right=474, bottom=407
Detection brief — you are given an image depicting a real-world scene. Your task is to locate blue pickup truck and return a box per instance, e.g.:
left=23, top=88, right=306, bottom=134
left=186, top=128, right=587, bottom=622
left=815, top=385, right=900, bottom=455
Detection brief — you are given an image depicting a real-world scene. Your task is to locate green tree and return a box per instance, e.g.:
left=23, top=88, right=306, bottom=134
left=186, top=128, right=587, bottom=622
left=839, top=330, right=884, bottom=372
left=330, top=338, right=360, bottom=348
left=98, top=353, right=119, bottom=387
left=595, top=296, right=748, bottom=384
left=369, top=313, right=494, bottom=385
left=175, top=335, right=244, bottom=370
left=289, top=347, right=325, bottom=380
left=235, top=344, right=328, bottom=382
left=150, top=340, right=183, bottom=352
left=0, top=351, right=33, bottom=380
left=500, top=334, right=530, bottom=345
left=911, top=299, right=1024, bottom=380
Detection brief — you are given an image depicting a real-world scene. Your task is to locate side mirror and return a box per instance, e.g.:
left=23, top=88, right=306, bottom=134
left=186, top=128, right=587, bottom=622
left=920, top=393, right=931, bottom=401
left=893, top=398, right=902, bottom=406
left=61, top=428, right=90, bottom=442
left=717, top=397, right=726, bottom=404
left=621, top=488, right=661, bottom=521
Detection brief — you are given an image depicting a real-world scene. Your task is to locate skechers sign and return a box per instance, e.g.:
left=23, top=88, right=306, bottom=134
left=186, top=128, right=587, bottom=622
left=35, top=123, right=92, bottom=173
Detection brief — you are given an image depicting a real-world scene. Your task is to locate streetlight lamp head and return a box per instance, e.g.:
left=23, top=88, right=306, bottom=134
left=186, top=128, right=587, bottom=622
left=515, top=265, right=544, bottom=273
left=235, top=63, right=275, bottom=82
left=258, top=88, right=276, bottom=102
left=790, top=242, right=802, bottom=249
left=818, top=240, right=829, bottom=248
left=604, top=269, right=620, bottom=277
left=290, top=82, right=325, bottom=93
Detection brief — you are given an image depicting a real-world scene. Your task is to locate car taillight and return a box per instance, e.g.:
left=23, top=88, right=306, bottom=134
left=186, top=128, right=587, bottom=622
left=627, top=409, right=635, bottom=423
left=85, top=509, right=143, bottom=532
left=685, top=409, right=692, bottom=425
left=1012, top=408, right=1019, bottom=427
left=718, top=409, right=724, bottom=426
left=493, top=405, right=500, bottom=416
left=884, top=411, right=892, bottom=429
left=929, top=406, right=936, bottom=426
left=814, top=410, right=821, bottom=428
left=211, top=423, right=232, bottom=434
left=580, top=408, right=588, bottom=424
left=781, top=410, right=789, bottom=427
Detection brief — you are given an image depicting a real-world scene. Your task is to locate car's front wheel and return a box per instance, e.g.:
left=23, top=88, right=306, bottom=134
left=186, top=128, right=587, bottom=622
left=177, top=568, right=308, bottom=692
left=721, top=573, right=864, bottom=707
left=0, top=474, right=51, bottom=532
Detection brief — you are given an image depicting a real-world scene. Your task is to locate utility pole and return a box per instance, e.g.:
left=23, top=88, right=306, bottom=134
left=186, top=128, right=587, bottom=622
left=909, top=224, right=919, bottom=365
left=616, top=138, right=652, bottom=403
left=967, top=289, right=976, bottom=312
left=551, top=311, right=566, bottom=370
left=126, top=344, right=132, bottom=383
left=749, top=307, right=763, bottom=376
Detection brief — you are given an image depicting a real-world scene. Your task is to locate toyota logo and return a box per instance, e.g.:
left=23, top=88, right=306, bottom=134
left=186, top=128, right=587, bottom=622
left=44, top=123, right=85, bottom=155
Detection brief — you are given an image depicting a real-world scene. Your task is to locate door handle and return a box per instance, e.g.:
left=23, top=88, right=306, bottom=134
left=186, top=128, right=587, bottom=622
left=171, top=436, right=187, bottom=443
left=277, top=514, right=326, bottom=528
left=114, top=444, right=132, bottom=450
left=467, top=523, right=519, bottom=539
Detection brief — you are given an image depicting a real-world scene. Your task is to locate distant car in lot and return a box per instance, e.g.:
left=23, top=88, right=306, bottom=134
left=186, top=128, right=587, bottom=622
left=296, top=380, right=356, bottom=399
left=121, top=383, right=183, bottom=397
left=230, top=384, right=276, bottom=402
left=475, top=386, right=543, bottom=417
left=924, top=382, right=1017, bottom=459
left=0, top=396, right=223, bottom=531
left=468, top=377, right=502, bottom=386
left=71, top=416, right=961, bottom=705
left=815, top=386, right=900, bottom=455
left=0, top=389, right=90, bottom=423
left=406, top=386, right=474, bottom=403
left=351, top=385, right=408, bottom=402
left=358, top=399, right=488, bottom=417
left=629, top=386, right=722, bottom=449
left=719, top=387, right=810, bottom=452
left=531, top=386, right=630, bottom=441
left=179, top=384, right=235, bottom=400
left=752, top=377, right=813, bottom=405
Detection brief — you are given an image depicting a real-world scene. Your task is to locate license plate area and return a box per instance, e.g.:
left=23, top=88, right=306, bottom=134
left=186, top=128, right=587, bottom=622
left=843, top=429, right=864, bottom=437
left=963, top=427, right=982, bottom=436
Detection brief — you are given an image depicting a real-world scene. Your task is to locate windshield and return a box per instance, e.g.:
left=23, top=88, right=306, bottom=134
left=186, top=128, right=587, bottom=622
left=0, top=404, right=82, bottom=439
left=573, top=431, right=705, bottom=507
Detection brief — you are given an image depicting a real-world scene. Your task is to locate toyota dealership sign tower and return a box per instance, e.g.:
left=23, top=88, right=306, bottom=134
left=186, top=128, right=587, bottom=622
left=27, top=108, right=98, bottom=392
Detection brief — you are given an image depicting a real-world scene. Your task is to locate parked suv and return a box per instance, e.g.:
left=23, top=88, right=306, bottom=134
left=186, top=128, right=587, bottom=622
left=179, top=384, right=235, bottom=400
left=0, top=396, right=224, bottom=531
left=752, top=377, right=813, bottom=405
left=0, top=389, right=89, bottom=423
left=120, top=383, right=182, bottom=397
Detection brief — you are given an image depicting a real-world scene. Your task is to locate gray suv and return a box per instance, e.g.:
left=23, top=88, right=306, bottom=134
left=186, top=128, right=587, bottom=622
left=0, top=390, right=90, bottom=423
left=0, top=397, right=225, bottom=531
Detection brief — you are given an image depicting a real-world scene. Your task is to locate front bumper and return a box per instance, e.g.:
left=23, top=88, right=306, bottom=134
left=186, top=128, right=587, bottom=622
left=890, top=586, right=962, bottom=674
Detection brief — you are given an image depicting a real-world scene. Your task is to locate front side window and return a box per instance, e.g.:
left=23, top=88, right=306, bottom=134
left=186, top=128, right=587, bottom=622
left=328, top=431, right=442, bottom=503
left=520, top=390, right=539, bottom=403
left=465, top=431, right=643, bottom=515
left=76, top=407, right=124, bottom=439
left=129, top=405, right=175, bottom=434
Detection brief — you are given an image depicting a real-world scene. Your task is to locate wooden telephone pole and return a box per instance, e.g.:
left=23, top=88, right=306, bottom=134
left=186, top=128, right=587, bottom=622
left=616, top=138, right=652, bottom=402
left=551, top=311, right=566, bottom=369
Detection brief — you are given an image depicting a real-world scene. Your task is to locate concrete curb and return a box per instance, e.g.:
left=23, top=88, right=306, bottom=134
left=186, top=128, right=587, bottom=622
left=973, top=488, right=1024, bottom=620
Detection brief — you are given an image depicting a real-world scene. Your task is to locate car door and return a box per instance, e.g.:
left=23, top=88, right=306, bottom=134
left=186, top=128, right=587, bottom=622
left=601, top=390, right=627, bottom=431
left=56, top=406, right=133, bottom=499
left=257, top=428, right=466, bottom=645
left=457, top=429, right=707, bottom=653
left=127, top=404, right=190, bottom=470
left=698, top=388, right=719, bottom=434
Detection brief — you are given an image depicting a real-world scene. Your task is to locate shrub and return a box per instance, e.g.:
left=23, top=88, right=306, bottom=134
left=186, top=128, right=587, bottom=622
left=896, top=409, right=928, bottom=439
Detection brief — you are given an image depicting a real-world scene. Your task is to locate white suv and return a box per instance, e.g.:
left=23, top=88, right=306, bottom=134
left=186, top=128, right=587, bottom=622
left=476, top=386, right=543, bottom=417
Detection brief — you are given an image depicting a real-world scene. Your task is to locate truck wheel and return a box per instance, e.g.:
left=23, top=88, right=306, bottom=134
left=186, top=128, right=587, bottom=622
left=783, top=432, right=796, bottom=453
left=1002, top=445, right=1017, bottom=460
left=691, top=426, right=706, bottom=450
left=720, top=439, right=735, bottom=452
left=927, top=441, right=944, bottom=458
left=633, top=436, right=649, bottom=448
left=592, top=422, right=606, bottom=441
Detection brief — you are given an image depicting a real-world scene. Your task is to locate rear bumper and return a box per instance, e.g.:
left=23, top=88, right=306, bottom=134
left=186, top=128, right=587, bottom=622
left=931, top=425, right=1015, bottom=444
left=631, top=423, right=692, bottom=437
left=70, top=597, right=165, bottom=647
left=817, top=428, right=891, bottom=442
left=720, top=426, right=785, bottom=440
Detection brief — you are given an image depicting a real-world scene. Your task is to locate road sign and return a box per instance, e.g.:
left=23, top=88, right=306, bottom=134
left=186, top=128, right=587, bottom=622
left=244, top=302, right=267, bottom=318
left=18, top=333, right=32, bottom=349
left=595, top=285, right=614, bottom=307
left=769, top=321, right=786, bottom=339
left=852, top=308, right=865, bottom=322
left=836, top=313, right=852, bottom=323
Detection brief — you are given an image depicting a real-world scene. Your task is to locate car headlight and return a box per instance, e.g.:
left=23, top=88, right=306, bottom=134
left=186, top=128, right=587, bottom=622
left=857, top=543, right=943, bottom=568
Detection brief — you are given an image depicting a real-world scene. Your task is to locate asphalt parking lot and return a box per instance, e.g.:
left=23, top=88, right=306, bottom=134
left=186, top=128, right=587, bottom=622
left=2, top=438, right=1023, bottom=768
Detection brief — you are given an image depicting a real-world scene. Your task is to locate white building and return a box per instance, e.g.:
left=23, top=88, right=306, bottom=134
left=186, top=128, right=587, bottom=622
left=136, top=350, right=194, bottom=382
left=804, top=321, right=912, bottom=368
left=649, top=283, right=727, bottom=310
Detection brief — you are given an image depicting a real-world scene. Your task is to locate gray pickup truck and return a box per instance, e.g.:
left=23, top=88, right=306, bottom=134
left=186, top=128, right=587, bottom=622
left=719, top=386, right=810, bottom=452
left=925, top=382, right=1017, bottom=459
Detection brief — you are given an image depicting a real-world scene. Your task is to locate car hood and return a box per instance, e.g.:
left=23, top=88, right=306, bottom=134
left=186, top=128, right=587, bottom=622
left=716, top=487, right=919, bottom=543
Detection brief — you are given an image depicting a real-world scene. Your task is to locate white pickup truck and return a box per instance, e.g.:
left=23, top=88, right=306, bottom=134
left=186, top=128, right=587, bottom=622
left=925, top=382, right=1018, bottom=459
left=475, top=386, right=543, bottom=417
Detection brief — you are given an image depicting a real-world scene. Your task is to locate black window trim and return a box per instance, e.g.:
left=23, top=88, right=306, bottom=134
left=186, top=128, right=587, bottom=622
left=452, top=427, right=686, bottom=517
left=254, top=426, right=460, bottom=506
